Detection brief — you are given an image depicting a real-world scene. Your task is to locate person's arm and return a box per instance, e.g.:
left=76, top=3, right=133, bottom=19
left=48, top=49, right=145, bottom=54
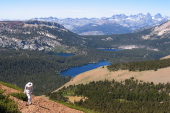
left=24, top=85, right=27, bottom=93
left=30, top=86, right=33, bottom=94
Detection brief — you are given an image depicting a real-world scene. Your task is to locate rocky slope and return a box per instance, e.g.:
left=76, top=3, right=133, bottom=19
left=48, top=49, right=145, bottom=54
left=0, top=83, right=84, bottom=113
left=0, top=20, right=85, bottom=51
left=141, top=20, right=170, bottom=40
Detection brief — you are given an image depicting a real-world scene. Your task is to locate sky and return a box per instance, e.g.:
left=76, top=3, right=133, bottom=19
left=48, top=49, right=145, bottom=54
left=1, top=0, right=170, bottom=20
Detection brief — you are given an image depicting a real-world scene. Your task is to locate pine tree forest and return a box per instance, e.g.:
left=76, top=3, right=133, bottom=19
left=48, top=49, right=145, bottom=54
left=50, top=79, right=170, bottom=113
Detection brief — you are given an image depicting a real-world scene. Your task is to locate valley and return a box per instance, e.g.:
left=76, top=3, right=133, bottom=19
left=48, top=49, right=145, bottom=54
left=2, top=0, right=170, bottom=112
left=1, top=20, right=170, bottom=96
left=1, top=17, right=170, bottom=112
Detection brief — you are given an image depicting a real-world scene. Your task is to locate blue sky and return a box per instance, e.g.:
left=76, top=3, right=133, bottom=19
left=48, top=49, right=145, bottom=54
left=1, top=0, right=170, bottom=20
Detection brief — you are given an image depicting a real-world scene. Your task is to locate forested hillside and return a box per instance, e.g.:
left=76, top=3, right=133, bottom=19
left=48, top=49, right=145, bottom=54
left=0, top=46, right=169, bottom=96
left=49, top=79, right=170, bottom=113
left=107, top=58, right=170, bottom=72
left=0, top=50, right=71, bottom=95
left=0, top=48, right=121, bottom=95
left=83, top=28, right=153, bottom=49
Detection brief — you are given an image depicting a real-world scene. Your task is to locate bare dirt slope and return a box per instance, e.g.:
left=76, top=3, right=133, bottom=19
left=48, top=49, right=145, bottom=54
left=0, top=84, right=84, bottom=113
left=57, top=65, right=170, bottom=91
left=161, top=55, right=170, bottom=60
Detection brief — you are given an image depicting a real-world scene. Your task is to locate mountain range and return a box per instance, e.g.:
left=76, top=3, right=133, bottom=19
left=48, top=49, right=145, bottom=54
left=1, top=19, right=170, bottom=53
left=32, top=13, right=170, bottom=35
left=81, top=20, right=170, bottom=52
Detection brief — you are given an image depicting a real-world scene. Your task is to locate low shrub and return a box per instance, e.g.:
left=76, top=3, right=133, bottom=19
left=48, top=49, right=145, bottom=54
left=0, top=89, right=21, bottom=113
left=10, top=93, right=27, bottom=101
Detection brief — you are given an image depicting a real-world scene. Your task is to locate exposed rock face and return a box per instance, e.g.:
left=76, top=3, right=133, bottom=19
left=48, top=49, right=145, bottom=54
left=142, top=20, right=170, bottom=40
left=153, top=20, right=170, bottom=36
left=0, top=20, right=82, bottom=51
left=0, top=36, right=62, bottom=51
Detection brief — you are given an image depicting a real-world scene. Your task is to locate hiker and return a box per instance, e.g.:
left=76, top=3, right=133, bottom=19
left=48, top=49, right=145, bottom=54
left=24, top=82, right=33, bottom=105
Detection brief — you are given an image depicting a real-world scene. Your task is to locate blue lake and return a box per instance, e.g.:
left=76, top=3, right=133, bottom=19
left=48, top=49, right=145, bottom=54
left=60, top=61, right=111, bottom=77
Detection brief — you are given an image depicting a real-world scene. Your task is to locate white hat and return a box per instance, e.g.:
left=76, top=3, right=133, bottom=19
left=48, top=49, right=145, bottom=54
left=27, top=82, right=33, bottom=87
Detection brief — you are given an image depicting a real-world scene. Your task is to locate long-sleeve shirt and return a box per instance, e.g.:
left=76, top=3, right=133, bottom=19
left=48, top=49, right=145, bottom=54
left=24, top=83, right=33, bottom=94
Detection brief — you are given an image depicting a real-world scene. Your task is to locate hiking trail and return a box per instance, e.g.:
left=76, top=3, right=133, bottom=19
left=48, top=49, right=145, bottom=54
left=0, top=84, right=84, bottom=113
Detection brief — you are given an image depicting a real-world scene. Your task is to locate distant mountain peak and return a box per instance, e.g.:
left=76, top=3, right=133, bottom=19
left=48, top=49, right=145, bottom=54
left=154, top=13, right=163, bottom=18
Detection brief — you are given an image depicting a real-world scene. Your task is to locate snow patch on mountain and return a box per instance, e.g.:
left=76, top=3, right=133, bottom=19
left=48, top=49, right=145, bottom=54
left=31, top=13, right=170, bottom=35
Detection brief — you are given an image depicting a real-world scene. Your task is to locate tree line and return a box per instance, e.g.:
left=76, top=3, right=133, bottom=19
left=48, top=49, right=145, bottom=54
left=107, top=58, right=170, bottom=72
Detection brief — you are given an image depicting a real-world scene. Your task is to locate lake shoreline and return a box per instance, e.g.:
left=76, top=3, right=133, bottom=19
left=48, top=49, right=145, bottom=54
left=60, top=60, right=111, bottom=77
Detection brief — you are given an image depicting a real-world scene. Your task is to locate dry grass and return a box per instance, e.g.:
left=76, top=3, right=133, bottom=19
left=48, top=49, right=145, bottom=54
left=56, top=65, right=170, bottom=92
left=66, top=96, right=87, bottom=103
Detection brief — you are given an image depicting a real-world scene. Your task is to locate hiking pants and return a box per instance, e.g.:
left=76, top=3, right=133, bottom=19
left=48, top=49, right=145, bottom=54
left=26, top=93, right=32, bottom=104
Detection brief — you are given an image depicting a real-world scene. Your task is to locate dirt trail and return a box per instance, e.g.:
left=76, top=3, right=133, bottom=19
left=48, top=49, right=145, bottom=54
left=0, top=84, right=84, bottom=113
